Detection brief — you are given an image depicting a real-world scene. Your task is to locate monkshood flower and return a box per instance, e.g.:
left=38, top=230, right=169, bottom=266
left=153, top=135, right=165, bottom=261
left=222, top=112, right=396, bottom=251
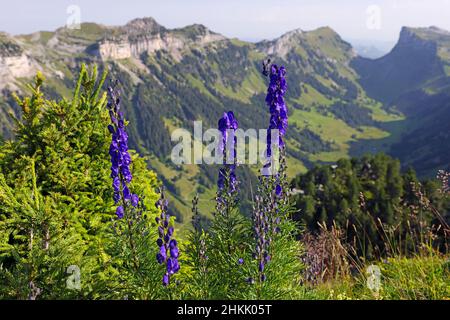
left=248, top=62, right=289, bottom=284
left=155, top=187, right=180, bottom=286
left=262, top=62, right=289, bottom=198
left=107, top=81, right=139, bottom=218
left=264, top=64, right=287, bottom=158
left=216, top=111, right=240, bottom=219
left=217, top=111, right=238, bottom=194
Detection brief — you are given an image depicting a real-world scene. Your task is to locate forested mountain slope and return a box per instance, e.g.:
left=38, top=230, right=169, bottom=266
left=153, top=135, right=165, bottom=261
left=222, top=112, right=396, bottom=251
left=352, top=26, right=450, bottom=176
left=0, top=18, right=448, bottom=227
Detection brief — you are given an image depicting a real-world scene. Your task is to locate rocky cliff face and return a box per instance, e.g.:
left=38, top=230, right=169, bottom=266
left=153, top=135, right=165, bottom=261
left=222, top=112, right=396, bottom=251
left=258, top=29, right=305, bottom=58
left=97, top=20, right=225, bottom=61
left=0, top=35, right=37, bottom=90
left=98, top=31, right=224, bottom=61
left=0, top=54, right=35, bottom=78
left=0, top=18, right=228, bottom=91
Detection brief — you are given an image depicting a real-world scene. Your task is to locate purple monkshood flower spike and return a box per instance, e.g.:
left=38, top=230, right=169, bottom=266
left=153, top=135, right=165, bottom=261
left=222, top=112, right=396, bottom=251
left=262, top=62, right=289, bottom=199
left=250, top=63, right=288, bottom=283
left=216, top=111, right=240, bottom=215
left=217, top=111, right=238, bottom=193
left=264, top=64, right=288, bottom=158
left=155, top=187, right=180, bottom=286
left=107, top=81, right=140, bottom=219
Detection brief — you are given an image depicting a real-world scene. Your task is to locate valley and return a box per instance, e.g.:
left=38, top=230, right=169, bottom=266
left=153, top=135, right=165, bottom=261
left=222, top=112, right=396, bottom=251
left=1, top=18, right=449, bottom=229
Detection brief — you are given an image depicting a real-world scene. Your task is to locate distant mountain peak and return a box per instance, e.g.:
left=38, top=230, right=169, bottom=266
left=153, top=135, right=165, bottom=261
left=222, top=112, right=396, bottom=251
left=275, top=26, right=340, bottom=43
left=310, top=26, right=339, bottom=36
left=125, top=17, right=163, bottom=29
left=402, top=25, right=450, bottom=35
left=352, top=25, right=450, bottom=104
left=258, top=26, right=352, bottom=60
left=177, top=23, right=209, bottom=32
left=280, top=28, right=304, bottom=38
left=399, top=26, right=450, bottom=44
left=171, top=23, right=224, bottom=41
left=122, top=17, right=166, bottom=37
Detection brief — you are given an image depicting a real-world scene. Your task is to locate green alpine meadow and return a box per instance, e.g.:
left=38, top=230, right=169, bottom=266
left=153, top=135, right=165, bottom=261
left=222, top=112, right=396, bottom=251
left=0, top=1, right=449, bottom=302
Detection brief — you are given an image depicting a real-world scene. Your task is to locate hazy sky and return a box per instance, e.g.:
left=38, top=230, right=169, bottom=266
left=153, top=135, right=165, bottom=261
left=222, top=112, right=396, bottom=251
left=1, top=0, right=450, bottom=44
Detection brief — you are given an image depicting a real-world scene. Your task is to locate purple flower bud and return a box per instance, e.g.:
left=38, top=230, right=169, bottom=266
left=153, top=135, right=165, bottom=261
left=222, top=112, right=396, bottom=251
left=238, top=258, right=244, bottom=265
left=111, top=166, right=119, bottom=178
left=113, top=192, right=121, bottom=204
left=123, top=185, right=131, bottom=203
left=109, top=113, right=117, bottom=125
left=156, top=253, right=165, bottom=264
left=167, top=257, right=174, bottom=274
left=170, top=246, right=179, bottom=259
left=162, top=273, right=169, bottom=286
left=154, top=188, right=180, bottom=286
left=259, top=262, right=265, bottom=272
left=275, top=184, right=282, bottom=196
left=169, top=239, right=178, bottom=249
left=122, top=151, right=131, bottom=164
left=116, top=206, right=124, bottom=219
left=157, top=246, right=167, bottom=264
left=122, top=167, right=132, bottom=184
left=112, top=177, right=120, bottom=193
left=172, top=259, right=180, bottom=273
left=158, top=226, right=164, bottom=238
left=131, top=194, right=139, bottom=207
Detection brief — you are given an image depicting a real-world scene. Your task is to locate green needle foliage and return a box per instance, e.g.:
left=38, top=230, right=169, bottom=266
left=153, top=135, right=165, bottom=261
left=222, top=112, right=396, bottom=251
left=0, top=66, right=160, bottom=299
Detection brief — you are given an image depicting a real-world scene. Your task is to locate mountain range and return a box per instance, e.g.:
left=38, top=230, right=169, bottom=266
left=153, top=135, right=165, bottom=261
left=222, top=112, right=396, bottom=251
left=1, top=17, right=449, bottom=229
